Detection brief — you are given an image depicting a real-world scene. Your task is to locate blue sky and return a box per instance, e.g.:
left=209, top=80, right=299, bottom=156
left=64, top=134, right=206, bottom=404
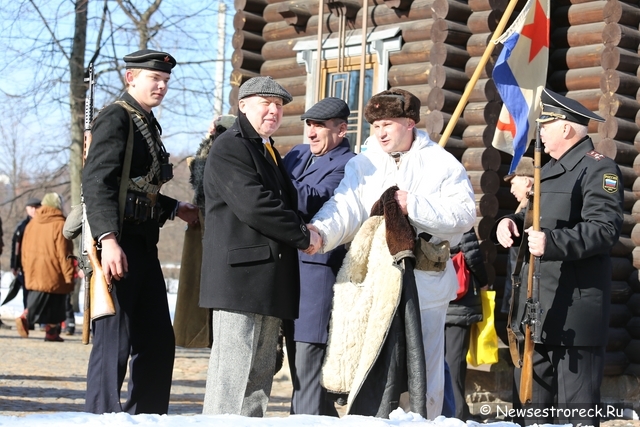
left=0, top=0, right=235, bottom=180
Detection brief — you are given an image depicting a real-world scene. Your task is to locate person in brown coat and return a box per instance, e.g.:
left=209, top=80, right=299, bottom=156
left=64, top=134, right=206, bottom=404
left=17, top=192, right=75, bottom=341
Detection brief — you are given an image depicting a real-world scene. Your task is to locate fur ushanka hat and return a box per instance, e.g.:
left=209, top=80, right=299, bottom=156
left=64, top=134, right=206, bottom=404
left=364, top=88, right=421, bottom=124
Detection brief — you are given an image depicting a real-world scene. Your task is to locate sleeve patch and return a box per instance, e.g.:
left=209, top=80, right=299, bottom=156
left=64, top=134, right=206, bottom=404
left=603, top=173, right=619, bottom=193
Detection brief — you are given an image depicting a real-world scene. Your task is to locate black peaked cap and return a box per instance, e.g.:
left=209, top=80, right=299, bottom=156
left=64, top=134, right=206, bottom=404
left=538, top=88, right=604, bottom=126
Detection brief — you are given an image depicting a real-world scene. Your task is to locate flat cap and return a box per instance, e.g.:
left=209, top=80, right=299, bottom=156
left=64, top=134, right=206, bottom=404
left=124, top=49, right=176, bottom=74
left=301, top=97, right=350, bottom=122
left=238, top=76, right=293, bottom=105
left=504, top=157, right=534, bottom=182
left=364, top=89, right=421, bottom=124
left=537, top=88, right=604, bottom=126
left=26, top=197, right=41, bottom=207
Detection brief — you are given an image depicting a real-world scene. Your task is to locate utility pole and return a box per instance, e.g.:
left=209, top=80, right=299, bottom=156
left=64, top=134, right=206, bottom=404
left=214, top=1, right=227, bottom=116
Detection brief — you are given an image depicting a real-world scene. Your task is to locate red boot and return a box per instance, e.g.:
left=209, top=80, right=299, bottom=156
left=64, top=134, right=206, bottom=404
left=15, top=310, right=29, bottom=338
left=44, top=324, right=64, bottom=342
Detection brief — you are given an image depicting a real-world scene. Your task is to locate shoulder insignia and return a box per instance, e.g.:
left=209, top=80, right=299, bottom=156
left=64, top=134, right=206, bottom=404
left=603, top=173, right=619, bottom=194
left=586, top=150, right=605, bottom=161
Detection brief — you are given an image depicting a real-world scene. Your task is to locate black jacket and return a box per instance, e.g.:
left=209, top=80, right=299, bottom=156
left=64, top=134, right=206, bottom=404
left=82, top=93, right=177, bottom=246
left=446, top=228, right=488, bottom=326
left=10, top=217, right=30, bottom=270
left=491, top=137, right=623, bottom=347
left=199, top=112, right=310, bottom=320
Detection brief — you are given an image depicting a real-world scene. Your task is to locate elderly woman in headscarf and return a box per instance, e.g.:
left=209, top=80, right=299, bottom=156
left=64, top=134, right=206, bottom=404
left=17, top=192, right=75, bottom=342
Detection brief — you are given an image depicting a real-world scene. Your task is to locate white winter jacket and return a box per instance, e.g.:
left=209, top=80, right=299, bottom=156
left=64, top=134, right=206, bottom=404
left=311, top=130, right=476, bottom=309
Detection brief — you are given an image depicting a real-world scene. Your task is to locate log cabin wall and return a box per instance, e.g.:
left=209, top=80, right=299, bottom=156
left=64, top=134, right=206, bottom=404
left=230, top=0, right=640, bottom=391
left=230, top=0, right=269, bottom=115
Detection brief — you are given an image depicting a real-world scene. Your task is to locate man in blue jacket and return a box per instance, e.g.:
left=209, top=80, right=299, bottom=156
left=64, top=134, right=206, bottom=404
left=282, top=97, right=355, bottom=416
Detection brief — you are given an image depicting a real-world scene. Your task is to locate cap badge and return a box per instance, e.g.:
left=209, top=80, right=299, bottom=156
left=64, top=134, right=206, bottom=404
left=603, top=173, right=619, bottom=194
left=164, top=55, right=170, bottom=62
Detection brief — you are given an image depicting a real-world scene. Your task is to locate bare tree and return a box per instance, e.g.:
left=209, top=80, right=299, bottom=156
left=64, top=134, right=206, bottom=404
left=0, top=0, right=226, bottom=205
left=0, top=0, right=229, bottom=267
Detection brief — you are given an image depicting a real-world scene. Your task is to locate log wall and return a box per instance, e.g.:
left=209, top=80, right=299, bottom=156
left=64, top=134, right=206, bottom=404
left=230, top=0, right=640, bottom=379
left=231, top=0, right=269, bottom=115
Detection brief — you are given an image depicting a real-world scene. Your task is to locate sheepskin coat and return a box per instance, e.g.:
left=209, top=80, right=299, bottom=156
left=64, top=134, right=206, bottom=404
left=322, top=188, right=427, bottom=418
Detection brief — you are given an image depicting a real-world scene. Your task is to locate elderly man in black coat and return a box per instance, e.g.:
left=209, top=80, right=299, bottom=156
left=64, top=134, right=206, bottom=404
left=199, top=76, right=321, bottom=417
left=492, top=89, right=623, bottom=427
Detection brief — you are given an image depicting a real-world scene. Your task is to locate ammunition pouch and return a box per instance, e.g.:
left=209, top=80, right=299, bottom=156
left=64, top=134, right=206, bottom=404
left=414, top=238, right=450, bottom=272
left=123, top=191, right=158, bottom=223
left=159, top=152, right=174, bottom=183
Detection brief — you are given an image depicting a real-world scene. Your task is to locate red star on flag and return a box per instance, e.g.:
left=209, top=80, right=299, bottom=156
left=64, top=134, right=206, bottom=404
left=520, top=0, right=549, bottom=63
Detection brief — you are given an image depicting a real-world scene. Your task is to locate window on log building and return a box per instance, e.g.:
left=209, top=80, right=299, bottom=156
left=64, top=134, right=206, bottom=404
left=294, top=27, right=402, bottom=152
left=321, top=56, right=375, bottom=151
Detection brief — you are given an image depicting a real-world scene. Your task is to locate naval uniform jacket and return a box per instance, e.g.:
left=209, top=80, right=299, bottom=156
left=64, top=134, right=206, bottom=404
left=82, top=93, right=177, bottom=245
left=282, top=139, right=355, bottom=344
left=199, top=112, right=311, bottom=320
left=493, top=137, right=623, bottom=347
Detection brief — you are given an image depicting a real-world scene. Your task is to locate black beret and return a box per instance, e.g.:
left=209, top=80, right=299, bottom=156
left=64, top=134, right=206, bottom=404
left=538, top=88, right=604, bottom=126
left=301, top=97, right=350, bottom=122
left=238, top=76, right=293, bottom=105
left=124, top=49, right=176, bottom=74
left=364, top=89, right=421, bottom=124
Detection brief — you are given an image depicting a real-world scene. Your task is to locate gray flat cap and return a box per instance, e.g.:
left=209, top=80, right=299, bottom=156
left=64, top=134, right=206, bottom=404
left=238, top=76, right=293, bottom=105
left=301, top=97, right=350, bottom=122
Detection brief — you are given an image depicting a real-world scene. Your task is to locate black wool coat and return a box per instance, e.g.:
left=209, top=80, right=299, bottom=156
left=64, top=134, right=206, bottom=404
left=492, top=137, right=623, bottom=347
left=199, top=112, right=310, bottom=320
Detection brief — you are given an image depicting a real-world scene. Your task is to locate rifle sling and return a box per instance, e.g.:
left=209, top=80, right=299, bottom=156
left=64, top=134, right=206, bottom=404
left=506, top=197, right=534, bottom=367
left=117, top=114, right=135, bottom=242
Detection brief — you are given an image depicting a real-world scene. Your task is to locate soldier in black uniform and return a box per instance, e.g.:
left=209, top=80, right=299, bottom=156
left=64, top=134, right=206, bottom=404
left=492, top=89, right=623, bottom=427
left=82, top=49, right=199, bottom=415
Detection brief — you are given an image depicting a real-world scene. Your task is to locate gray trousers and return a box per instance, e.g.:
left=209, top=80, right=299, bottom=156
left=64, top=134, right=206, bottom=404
left=203, top=309, right=280, bottom=417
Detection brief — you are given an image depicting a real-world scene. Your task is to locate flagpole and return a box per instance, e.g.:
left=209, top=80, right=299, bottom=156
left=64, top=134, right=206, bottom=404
left=438, top=0, right=521, bottom=147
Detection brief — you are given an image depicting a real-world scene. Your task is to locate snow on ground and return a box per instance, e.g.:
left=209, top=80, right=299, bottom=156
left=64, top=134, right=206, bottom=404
left=0, top=410, right=523, bottom=427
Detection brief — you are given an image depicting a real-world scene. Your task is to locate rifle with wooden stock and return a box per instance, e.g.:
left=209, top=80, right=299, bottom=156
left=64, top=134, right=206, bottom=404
left=81, top=63, right=116, bottom=345
left=519, top=123, right=543, bottom=404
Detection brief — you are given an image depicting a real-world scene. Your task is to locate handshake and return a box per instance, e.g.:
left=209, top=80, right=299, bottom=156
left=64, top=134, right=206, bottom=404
left=303, top=224, right=323, bottom=255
